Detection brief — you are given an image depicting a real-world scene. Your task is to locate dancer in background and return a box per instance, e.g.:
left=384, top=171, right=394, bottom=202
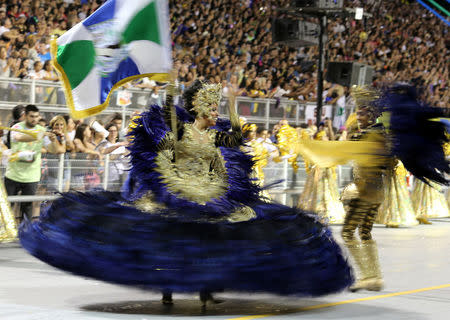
left=340, top=87, right=388, bottom=291
left=410, top=123, right=450, bottom=223
left=412, top=178, right=449, bottom=223
left=0, top=173, right=17, bottom=243
left=298, top=121, right=346, bottom=224
left=241, top=122, right=269, bottom=187
left=297, top=85, right=449, bottom=292
left=277, top=120, right=299, bottom=172
left=376, top=160, right=418, bottom=227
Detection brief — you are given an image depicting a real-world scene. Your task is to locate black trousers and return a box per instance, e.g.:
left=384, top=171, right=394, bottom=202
left=4, top=177, right=38, bottom=221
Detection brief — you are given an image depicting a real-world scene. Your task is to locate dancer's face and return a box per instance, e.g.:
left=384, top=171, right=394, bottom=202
left=356, top=108, right=371, bottom=129
left=248, top=129, right=256, bottom=140
left=204, top=104, right=219, bottom=127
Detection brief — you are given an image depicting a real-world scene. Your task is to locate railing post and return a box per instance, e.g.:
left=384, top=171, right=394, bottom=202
left=337, top=165, right=342, bottom=189
left=103, top=154, right=110, bottom=190
left=121, top=104, right=126, bottom=131
left=295, top=102, right=300, bottom=126
left=30, top=79, right=36, bottom=104
left=265, top=99, right=270, bottom=129
left=57, top=153, right=65, bottom=192
left=282, top=157, right=289, bottom=205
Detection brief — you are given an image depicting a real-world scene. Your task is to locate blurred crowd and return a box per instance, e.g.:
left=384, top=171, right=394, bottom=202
left=170, top=0, right=449, bottom=107
left=1, top=105, right=131, bottom=194
left=0, top=0, right=446, bottom=109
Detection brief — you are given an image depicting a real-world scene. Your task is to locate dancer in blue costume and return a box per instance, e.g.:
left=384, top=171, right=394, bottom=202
left=19, top=80, right=353, bottom=306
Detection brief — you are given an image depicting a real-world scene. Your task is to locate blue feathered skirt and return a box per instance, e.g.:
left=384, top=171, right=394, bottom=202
left=19, top=191, right=353, bottom=296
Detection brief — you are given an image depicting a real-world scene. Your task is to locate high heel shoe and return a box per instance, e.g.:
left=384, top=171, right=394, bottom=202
left=161, top=291, right=173, bottom=305
left=417, top=217, right=432, bottom=225
left=199, top=291, right=224, bottom=306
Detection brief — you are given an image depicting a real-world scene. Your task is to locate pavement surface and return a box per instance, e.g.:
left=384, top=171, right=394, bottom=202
left=1, top=219, right=449, bottom=320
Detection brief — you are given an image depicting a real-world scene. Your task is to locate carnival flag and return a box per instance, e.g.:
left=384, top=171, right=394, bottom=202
left=51, top=0, right=172, bottom=119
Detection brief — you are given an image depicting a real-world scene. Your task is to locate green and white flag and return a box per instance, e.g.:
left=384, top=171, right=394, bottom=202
left=51, top=0, right=172, bottom=119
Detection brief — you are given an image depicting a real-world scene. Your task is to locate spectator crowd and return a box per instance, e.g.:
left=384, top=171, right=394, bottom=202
left=1, top=104, right=130, bottom=222
left=0, top=0, right=447, bottom=222
left=0, top=0, right=447, bottom=109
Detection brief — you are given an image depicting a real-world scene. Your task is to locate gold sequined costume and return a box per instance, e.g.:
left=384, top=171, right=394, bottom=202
left=294, top=85, right=450, bottom=292
left=411, top=141, right=450, bottom=222
left=376, top=160, right=418, bottom=227
left=241, top=123, right=269, bottom=187
left=0, top=179, right=18, bottom=242
left=340, top=86, right=387, bottom=292
left=277, top=123, right=299, bottom=172
left=298, top=129, right=346, bottom=224
left=135, top=88, right=257, bottom=223
left=412, top=179, right=449, bottom=221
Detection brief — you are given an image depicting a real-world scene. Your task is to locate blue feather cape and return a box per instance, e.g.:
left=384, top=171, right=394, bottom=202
left=19, top=104, right=353, bottom=296
left=377, top=85, right=449, bottom=185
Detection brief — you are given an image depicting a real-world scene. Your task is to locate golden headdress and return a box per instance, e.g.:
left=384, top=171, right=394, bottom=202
left=351, top=85, right=379, bottom=109
left=191, top=82, right=222, bottom=118
left=351, top=85, right=381, bottom=121
left=242, top=123, right=257, bottom=134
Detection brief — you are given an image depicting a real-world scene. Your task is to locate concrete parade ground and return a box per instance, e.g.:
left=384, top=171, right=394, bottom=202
left=1, top=220, right=449, bottom=320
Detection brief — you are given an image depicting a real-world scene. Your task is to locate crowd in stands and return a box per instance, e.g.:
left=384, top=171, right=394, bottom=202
left=0, top=0, right=447, bottom=109
left=170, top=0, right=448, bottom=107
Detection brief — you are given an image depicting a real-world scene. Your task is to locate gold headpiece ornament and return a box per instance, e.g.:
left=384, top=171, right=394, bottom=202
left=239, top=117, right=247, bottom=128
left=191, top=82, right=222, bottom=118
left=242, top=123, right=257, bottom=133
left=351, top=85, right=379, bottom=108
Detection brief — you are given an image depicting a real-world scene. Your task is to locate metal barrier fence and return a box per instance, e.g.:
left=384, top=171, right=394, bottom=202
left=2, top=153, right=354, bottom=208
left=0, top=77, right=355, bottom=130
left=0, top=77, right=355, bottom=210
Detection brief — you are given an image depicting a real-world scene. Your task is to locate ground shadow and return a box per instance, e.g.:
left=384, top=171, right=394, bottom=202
left=82, top=298, right=307, bottom=317
left=81, top=296, right=418, bottom=318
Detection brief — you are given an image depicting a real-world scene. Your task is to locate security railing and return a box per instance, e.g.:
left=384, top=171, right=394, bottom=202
left=2, top=152, right=354, bottom=208
left=0, top=77, right=355, bottom=210
left=0, top=77, right=354, bottom=129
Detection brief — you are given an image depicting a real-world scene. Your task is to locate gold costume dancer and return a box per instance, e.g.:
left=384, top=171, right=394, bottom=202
left=411, top=141, right=450, bottom=223
left=295, top=85, right=449, bottom=292
left=412, top=179, right=449, bottom=223
left=0, top=179, right=18, bottom=243
left=241, top=123, right=270, bottom=189
left=298, top=127, right=346, bottom=224
left=277, top=121, right=299, bottom=172
left=376, top=160, right=418, bottom=227
left=341, top=87, right=387, bottom=292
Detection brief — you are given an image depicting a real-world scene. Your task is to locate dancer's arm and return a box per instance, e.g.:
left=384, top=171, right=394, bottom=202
left=215, top=94, right=242, bottom=148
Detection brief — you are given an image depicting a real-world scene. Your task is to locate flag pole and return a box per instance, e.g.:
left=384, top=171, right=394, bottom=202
left=166, top=70, right=178, bottom=162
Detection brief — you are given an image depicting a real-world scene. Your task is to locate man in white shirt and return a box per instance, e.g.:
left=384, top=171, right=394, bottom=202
left=5, top=105, right=58, bottom=222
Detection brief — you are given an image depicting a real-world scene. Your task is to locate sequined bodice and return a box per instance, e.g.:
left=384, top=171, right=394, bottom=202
left=153, top=123, right=228, bottom=204
left=135, top=122, right=257, bottom=222
left=175, top=123, right=219, bottom=177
